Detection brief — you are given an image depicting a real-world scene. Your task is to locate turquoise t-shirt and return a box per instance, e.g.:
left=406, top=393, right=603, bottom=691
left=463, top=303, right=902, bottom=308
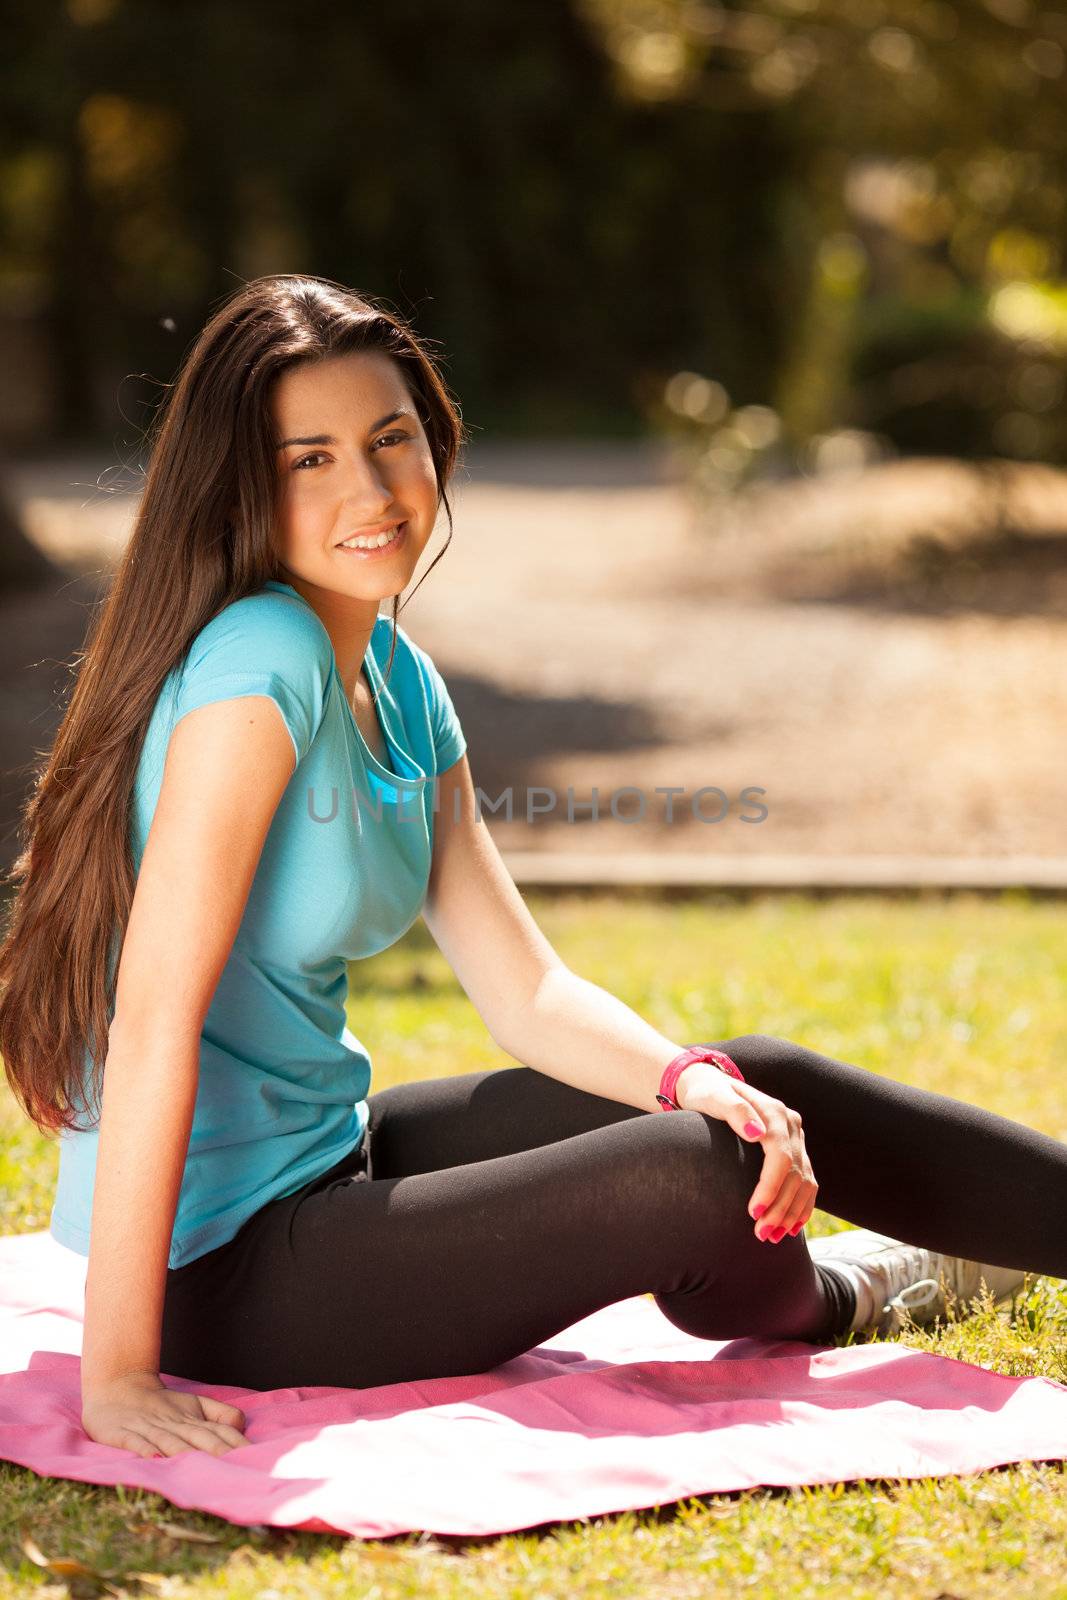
left=49, top=578, right=466, bottom=1269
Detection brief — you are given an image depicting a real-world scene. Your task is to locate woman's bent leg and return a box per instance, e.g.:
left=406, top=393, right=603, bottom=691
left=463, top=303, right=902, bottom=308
left=163, top=1027, right=1065, bottom=1391
left=161, top=1101, right=847, bottom=1392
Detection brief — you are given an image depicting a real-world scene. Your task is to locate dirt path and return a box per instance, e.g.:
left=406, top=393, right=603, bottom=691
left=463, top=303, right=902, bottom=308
left=5, top=445, right=1067, bottom=871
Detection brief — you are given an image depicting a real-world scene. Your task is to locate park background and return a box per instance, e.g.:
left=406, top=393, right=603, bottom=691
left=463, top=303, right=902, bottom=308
left=2, top=0, right=1066, bottom=880
left=2, top=3, right=1067, bottom=1597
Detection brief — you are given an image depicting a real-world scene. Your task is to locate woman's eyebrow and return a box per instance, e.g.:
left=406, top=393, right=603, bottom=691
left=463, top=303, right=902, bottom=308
left=276, top=408, right=416, bottom=450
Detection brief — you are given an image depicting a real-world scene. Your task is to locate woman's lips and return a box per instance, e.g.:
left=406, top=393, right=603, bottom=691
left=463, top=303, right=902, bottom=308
left=335, top=521, right=408, bottom=559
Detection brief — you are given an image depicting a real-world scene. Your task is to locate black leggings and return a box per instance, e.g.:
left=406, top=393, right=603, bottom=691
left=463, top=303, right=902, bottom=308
left=159, top=1034, right=1067, bottom=1392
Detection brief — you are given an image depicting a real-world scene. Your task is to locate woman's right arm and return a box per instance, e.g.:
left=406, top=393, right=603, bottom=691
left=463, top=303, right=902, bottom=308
left=79, top=690, right=298, bottom=1458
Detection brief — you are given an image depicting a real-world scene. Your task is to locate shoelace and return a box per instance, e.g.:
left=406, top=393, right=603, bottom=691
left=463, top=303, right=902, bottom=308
left=883, top=1276, right=941, bottom=1323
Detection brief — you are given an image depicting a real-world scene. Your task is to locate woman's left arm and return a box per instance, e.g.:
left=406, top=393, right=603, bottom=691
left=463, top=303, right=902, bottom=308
left=422, top=755, right=819, bottom=1237
left=422, top=754, right=681, bottom=1114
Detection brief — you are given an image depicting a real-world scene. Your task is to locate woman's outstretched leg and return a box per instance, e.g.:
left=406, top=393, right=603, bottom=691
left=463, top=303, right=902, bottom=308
left=701, top=1033, right=1067, bottom=1280
left=363, top=1035, right=1066, bottom=1346
left=366, top=1040, right=1067, bottom=1281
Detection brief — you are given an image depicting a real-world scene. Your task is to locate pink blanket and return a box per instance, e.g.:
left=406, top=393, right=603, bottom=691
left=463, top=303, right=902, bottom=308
left=2, top=1230, right=1066, bottom=1538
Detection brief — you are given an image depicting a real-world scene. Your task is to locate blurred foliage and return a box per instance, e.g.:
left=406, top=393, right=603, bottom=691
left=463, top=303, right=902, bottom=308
left=1, top=0, right=1065, bottom=455
left=595, top=0, right=1067, bottom=481
left=0, top=0, right=788, bottom=442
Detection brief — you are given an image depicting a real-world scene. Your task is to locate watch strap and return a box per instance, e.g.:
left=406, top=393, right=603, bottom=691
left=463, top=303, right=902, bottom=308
left=655, top=1045, right=746, bottom=1111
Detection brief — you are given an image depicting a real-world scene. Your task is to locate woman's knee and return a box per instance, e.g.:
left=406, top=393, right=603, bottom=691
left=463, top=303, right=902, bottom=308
left=644, top=1107, right=762, bottom=1229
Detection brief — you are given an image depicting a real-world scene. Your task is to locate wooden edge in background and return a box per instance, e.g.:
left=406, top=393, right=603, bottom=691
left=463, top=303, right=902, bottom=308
left=499, top=853, right=1067, bottom=896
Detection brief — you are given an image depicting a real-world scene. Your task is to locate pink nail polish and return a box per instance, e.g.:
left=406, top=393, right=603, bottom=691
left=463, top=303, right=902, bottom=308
left=770, top=1226, right=786, bottom=1242
left=789, top=1222, right=803, bottom=1236
left=743, top=1122, right=764, bottom=1139
left=752, top=1203, right=767, bottom=1220
left=756, top=1226, right=770, bottom=1241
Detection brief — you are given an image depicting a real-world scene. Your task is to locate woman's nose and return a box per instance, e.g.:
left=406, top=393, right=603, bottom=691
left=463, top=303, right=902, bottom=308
left=338, top=458, right=395, bottom=510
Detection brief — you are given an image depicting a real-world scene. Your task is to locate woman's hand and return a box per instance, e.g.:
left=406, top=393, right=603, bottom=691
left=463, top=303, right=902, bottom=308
left=675, top=1063, right=818, bottom=1242
left=81, top=1370, right=247, bottom=1458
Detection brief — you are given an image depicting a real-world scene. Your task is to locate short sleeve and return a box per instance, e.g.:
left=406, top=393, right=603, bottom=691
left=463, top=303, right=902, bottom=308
left=405, top=634, right=467, bottom=774
left=174, top=592, right=333, bottom=768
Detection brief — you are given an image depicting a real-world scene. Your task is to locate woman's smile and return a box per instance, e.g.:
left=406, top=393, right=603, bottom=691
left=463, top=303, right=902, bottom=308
left=335, top=521, right=409, bottom=558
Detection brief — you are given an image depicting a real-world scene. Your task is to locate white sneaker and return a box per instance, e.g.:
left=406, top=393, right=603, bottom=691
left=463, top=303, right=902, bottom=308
left=809, top=1228, right=1031, bottom=1337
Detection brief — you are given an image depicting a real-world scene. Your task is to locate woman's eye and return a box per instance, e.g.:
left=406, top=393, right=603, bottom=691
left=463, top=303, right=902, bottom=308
left=292, top=433, right=410, bottom=471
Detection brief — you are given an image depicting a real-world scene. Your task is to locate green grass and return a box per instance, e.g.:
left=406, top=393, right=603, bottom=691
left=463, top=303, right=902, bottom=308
left=2, top=890, right=1066, bottom=1598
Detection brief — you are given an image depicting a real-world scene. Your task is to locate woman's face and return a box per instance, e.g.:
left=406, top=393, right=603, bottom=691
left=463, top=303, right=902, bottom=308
left=270, top=349, right=440, bottom=605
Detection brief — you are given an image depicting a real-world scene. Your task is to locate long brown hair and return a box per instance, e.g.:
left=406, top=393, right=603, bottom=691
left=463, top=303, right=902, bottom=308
left=0, top=274, right=467, bottom=1136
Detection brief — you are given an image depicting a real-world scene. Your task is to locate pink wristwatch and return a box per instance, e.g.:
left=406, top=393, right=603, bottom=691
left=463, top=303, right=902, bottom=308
left=655, top=1046, right=746, bottom=1111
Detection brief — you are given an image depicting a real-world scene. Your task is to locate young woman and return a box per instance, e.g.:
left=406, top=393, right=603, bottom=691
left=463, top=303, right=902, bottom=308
left=1, top=276, right=1064, bottom=1464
